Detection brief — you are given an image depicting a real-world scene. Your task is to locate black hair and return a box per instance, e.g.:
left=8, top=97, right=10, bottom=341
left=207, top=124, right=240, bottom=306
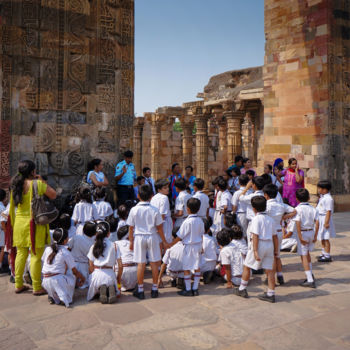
left=0, top=189, right=6, bottom=202
left=224, top=212, right=237, bottom=228
left=209, top=198, right=214, bottom=208
left=137, top=176, right=145, bottom=183
left=41, top=175, right=48, bottom=182
left=235, top=155, right=244, bottom=164
left=296, top=188, right=310, bottom=202
left=288, top=157, right=297, bottom=165
left=83, top=221, right=97, bottom=237
left=242, top=157, right=250, bottom=165
left=232, top=167, right=241, bottom=176
left=263, top=184, right=278, bottom=199
left=246, top=169, right=255, bottom=178
left=93, top=221, right=110, bottom=259
left=77, top=186, right=93, bottom=204
left=251, top=196, right=266, bottom=212
left=317, top=180, right=332, bottom=191
left=202, top=217, right=213, bottom=235
left=155, top=179, right=169, bottom=192
left=187, top=198, right=201, bottom=214
left=171, top=163, right=179, bottom=171
left=94, top=187, right=106, bottom=200
left=47, top=228, right=68, bottom=264
left=266, top=164, right=272, bottom=171
left=193, top=178, right=205, bottom=190
left=185, top=165, right=193, bottom=172
left=217, top=228, right=232, bottom=247
left=59, top=213, right=72, bottom=231
left=283, top=197, right=290, bottom=205
left=106, top=216, right=118, bottom=233
left=172, top=226, right=180, bottom=239
left=252, top=176, right=265, bottom=190
left=87, top=158, right=102, bottom=172
left=124, top=150, right=133, bottom=158
left=10, top=160, right=36, bottom=206
left=174, top=178, right=186, bottom=191
left=117, top=225, right=129, bottom=240
left=238, top=174, right=250, bottom=186
left=139, top=184, right=153, bottom=201
left=218, top=179, right=228, bottom=191
left=212, top=176, right=223, bottom=186
left=117, top=204, right=129, bottom=220
left=231, top=224, right=243, bottom=240
left=142, top=167, right=151, bottom=174
left=261, top=173, right=272, bottom=185
left=225, top=169, right=233, bottom=178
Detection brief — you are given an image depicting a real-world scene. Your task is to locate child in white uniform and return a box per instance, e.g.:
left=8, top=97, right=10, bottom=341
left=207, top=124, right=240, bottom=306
left=115, top=225, right=137, bottom=292
left=93, top=187, right=113, bottom=220
left=150, top=179, right=173, bottom=244
left=42, top=228, right=85, bottom=307
left=281, top=218, right=298, bottom=251
left=200, top=218, right=217, bottom=284
left=217, top=179, right=233, bottom=232
left=193, top=178, right=209, bottom=219
left=174, top=178, right=192, bottom=229
left=72, top=187, right=99, bottom=235
left=107, top=217, right=118, bottom=242
left=234, top=196, right=278, bottom=303
left=316, top=180, right=336, bottom=262
left=87, top=222, right=122, bottom=304
left=116, top=204, right=129, bottom=232
left=127, top=185, right=168, bottom=299
left=59, top=213, right=76, bottom=239
left=68, top=221, right=96, bottom=288
left=171, top=198, right=204, bottom=296
left=294, top=189, right=319, bottom=288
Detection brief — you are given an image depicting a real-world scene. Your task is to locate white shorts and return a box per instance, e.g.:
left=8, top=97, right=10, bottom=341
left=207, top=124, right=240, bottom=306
left=244, top=240, right=274, bottom=271
left=297, top=230, right=315, bottom=256
left=317, top=216, right=336, bottom=241
left=276, top=230, right=283, bottom=258
left=133, top=234, right=161, bottom=263
left=183, top=243, right=202, bottom=271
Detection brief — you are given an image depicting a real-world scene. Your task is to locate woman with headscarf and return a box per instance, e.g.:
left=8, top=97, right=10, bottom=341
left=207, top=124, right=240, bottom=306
left=273, top=158, right=284, bottom=189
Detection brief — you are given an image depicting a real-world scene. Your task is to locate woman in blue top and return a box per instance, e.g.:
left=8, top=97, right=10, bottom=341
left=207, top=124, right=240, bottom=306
left=87, top=159, right=109, bottom=188
left=183, top=165, right=196, bottom=194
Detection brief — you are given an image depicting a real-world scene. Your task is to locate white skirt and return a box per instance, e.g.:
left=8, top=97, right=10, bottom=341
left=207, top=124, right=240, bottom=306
left=42, top=274, right=76, bottom=307
left=76, top=262, right=90, bottom=289
left=87, top=269, right=118, bottom=301
left=120, top=266, right=137, bottom=291
left=281, top=238, right=297, bottom=250
left=76, top=224, right=84, bottom=236
left=200, top=260, right=216, bottom=273
left=317, top=215, right=336, bottom=241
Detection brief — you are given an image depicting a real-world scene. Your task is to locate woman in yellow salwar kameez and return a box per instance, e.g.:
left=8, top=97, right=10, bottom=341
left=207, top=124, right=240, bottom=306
left=8, top=160, right=56, bottom=294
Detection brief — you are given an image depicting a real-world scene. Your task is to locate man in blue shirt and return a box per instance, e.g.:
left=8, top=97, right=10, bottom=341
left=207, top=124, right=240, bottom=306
left=168, top=162, right=182, bottom=207
left=115, top=150, right=137, bottom=206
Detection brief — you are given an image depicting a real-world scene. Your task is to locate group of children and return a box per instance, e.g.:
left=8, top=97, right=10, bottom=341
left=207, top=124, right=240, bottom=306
left=0, top=168, right=336, bottom=307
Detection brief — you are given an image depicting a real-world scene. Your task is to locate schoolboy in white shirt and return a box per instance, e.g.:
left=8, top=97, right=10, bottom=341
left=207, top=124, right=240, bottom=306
left=174, top=178, right=192, bottom=229
left=193, top=178, right=209, bottom=219
left=316, top=180, right=336, bottom=262
left=234, top=196, right=279, bottom=303
left=293, top=188, right=319, bottom=288
left=200, top=218, right=217, bottom=284
left=171, top=198, right=204, bottom=296
left=218, top=179, right=233, bottom=229
left=127, top=185, right=169, bottom=299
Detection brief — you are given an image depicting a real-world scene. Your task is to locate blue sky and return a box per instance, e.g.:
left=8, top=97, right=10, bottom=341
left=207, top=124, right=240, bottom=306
left=134, top=0, right=265, bottom=115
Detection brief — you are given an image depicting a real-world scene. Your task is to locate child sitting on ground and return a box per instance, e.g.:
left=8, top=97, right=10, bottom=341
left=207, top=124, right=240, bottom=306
left=93, top=187, right=113, bottom=220
left=107, top=216, right=118, bottom=242
left=87, top=222, right=122, bottom=304
left=42, top=228, right=85, bottom=307
left=59, top=213, right=76, bottom=239
left=200, top=218, right=217, bottom=284
left=116, top=204, right=129, bottom=232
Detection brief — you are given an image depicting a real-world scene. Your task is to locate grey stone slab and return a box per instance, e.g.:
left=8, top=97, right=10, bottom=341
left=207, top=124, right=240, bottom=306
left=0, top=327, right=38, bottom=350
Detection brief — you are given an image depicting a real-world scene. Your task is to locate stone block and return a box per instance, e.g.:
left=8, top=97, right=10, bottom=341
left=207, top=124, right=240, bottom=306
left=264, top=144, right=291, bottom=154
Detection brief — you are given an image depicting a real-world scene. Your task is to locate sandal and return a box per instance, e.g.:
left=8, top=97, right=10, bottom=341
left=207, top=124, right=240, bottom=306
left=33, top=288, right=47, bottom=296
left=15, top=285, right=30, bottom=294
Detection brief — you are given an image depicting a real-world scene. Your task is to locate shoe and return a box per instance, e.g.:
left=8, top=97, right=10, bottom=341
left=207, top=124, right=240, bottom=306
left=258, top=292, right=275, bottom=303
left=9, top=275, right=15, bottom=283
left=291, top=244, right=298, bottom=253
left=133, top=289, right=145, bottom=300
left=203, top=271, right=213, bottom=284
left=33, top=288, right=47, bottom=296
left=15, top=285, right=30, bottom=294
left=48, top=296, right=55, bottom=305
left=108, top=285, right=117, bottom=304
left=318, top=256, right=332, bottom=262
left=171, top=279, right=177, bottom=288
left=233, top=287, right=249, bottom=298
left=151, top=289, right=159, bottom=298
left=177, top=290, right=193, bottom=297
left=252, top=268, right=264, bottom=275
left=277, top=275, right=285, bottom=285
left=177, top=278, right=185, bottom=290
left=192, top=289, right=199, bottom=296
left=303, top=274, right=315, bottom=283
left=99, top=285, right=108, bottom=304
left=300, top=280, right=316, bottom=288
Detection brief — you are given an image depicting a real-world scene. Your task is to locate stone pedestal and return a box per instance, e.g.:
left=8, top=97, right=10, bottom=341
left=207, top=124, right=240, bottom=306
left=225, top=109, right=244, bottom=168
left=179, top=115, right=194, bottom=170
left=133, top=117, right=144, bottom=176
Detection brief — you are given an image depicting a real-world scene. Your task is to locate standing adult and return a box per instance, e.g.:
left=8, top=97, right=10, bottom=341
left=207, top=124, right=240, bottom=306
left=280, top=158, right=304, bottom=207
left=168, top=163, right=182, bottom=203
left=115, top=150, right=137, bottom=206
left=87, top=159, right=109, bottom=188
left=228, top=155, right=244, bottom=172
left=183, top=165, right=196, bottom=194
left=8, top=160, right=57, bottom=294
left=240, top=158, right=256, bottom=176
left=273, top=158, right=285, bottom=189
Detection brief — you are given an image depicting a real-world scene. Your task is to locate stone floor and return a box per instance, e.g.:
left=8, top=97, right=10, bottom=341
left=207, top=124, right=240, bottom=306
left=0, top=213, right=349, bottom=350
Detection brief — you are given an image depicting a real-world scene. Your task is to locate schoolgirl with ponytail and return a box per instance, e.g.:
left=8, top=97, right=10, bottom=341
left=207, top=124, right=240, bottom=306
left=87, top=221, right=122, bottom=304
left=41, top=228, right=85, bottom=307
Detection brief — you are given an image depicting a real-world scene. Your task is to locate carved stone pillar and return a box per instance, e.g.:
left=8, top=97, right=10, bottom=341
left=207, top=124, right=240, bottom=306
left=133, top=117, right=145, bottom=176
left=224, top=106, right=244, bottom=168
left=242, top=112, right=254, bottom=160
left=179, top=115, right=194, bottom=170
left=150, top=113, right=165, bottom=181
left=193, top=107, right=210, bottom=184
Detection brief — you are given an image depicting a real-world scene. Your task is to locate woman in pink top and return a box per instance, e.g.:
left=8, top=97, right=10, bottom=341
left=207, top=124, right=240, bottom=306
left=280, top=158, right=304, bottom=207
left=240, top=158, right=256, bottom=176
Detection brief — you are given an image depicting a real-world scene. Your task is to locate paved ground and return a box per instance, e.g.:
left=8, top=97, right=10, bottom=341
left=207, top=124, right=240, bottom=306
left=0, top=213, right=349, bottom=350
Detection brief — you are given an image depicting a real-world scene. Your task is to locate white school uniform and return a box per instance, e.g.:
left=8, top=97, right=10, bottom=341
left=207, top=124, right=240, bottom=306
left=0, top=202, right=5, bottom=247
left=41, top=246, right=76, bottom=307
left=316, top=193, right=336, bottom=240
left=177, top=214, right=204, bottom=271
left=213, top=190, right=222, bottom=234
left=87, top=238, right=120, bottom=301
left=144, top=176, right=156, bottom=194
left=174, top=191, right=192, bottom=229
left=116, top=239, right=137, bottom=291
left=150, top=193, right=173, bottom=244
left=127, top=202, right=163, bottom=263
left=93, top=200, right=113, bottom=220
left=72, top=201, right=99, bottom=235
left=218, top=190, right=233, bottom=230
left=68, top=220, right=77, bottom=239
left=162, top=241, right=185, bottom=278
left=68, top=234, right=95, bottom=288
left=193, top=191, right=209, bottom=219
left=200, top=233, right=217, bottom=273
left=244, top=213, right=277, bottom=270
left=219, top=243, right=244, bottom=285
left=293, top=202, right=319, bottom=256
left=281, top=219, right=298, bottom=250
left=232, top=187, right=249, bottom=236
